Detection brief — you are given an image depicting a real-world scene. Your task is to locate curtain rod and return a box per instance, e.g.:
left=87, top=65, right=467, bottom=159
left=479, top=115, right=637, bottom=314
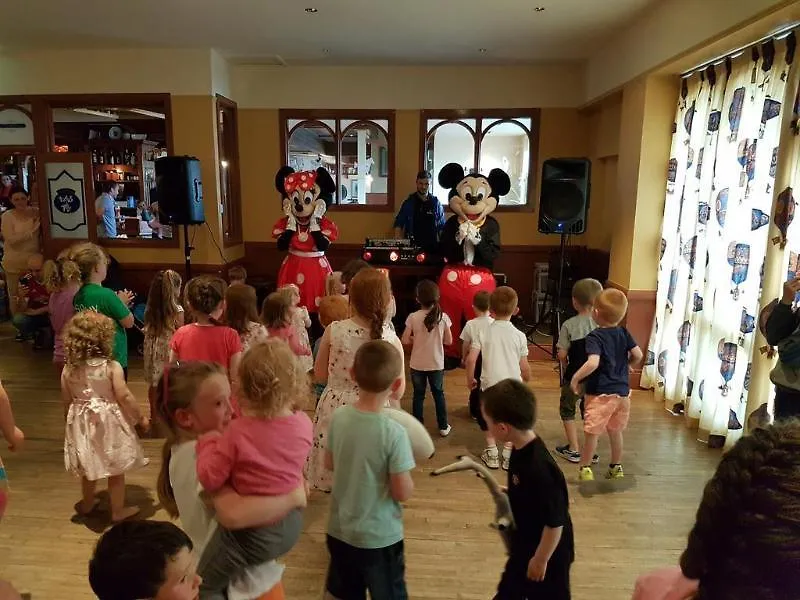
left=681, top=22, right=800, bottom=78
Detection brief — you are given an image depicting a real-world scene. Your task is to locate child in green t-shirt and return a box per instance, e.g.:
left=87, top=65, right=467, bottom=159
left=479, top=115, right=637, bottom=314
left=69, top=243, right=135, bottom=377
left=324, top=340, right=415, bottom=599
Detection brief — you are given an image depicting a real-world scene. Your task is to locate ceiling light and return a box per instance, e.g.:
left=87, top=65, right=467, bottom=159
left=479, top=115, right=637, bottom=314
left=322, top=48, right=330, bottom=55
left=478, top=48, right=487, bottom=54
left=304, top=7, right=318, bottom=13
left=73, top=108, right=118, bottom=119
left=534, top=6, right=545, bottom=11
left=127, top=108, right=166, bottom=119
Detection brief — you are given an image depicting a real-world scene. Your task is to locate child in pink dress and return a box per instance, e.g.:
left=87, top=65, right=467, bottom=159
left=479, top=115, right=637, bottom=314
left=62, top=310, right=147, bottom=522
left=195, top=339, right=313, bottom=598
left=261, top=291, right=311, bottom=358
left=44, top=250, right=82, bottom=375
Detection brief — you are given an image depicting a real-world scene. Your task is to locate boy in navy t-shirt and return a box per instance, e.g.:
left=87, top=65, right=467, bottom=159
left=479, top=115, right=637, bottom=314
left=570, top=288, right=643, bottom=482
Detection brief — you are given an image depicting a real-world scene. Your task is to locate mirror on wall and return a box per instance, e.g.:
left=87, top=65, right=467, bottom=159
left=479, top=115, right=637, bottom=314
left=50, top=102, right=173, bottom=242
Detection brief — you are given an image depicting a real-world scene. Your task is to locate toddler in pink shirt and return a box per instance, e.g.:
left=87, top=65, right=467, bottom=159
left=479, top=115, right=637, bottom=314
left=195, top=338, right=312, bottom=599
left=401, top=279, right=453, bottom=436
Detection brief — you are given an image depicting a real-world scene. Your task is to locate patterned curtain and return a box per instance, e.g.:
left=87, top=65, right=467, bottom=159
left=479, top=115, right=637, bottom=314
left=642, top=34, right=799, bottom=448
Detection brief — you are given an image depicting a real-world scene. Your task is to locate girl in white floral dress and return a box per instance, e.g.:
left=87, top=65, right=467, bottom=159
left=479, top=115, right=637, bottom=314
left=306, top=268, right=405, bottom=491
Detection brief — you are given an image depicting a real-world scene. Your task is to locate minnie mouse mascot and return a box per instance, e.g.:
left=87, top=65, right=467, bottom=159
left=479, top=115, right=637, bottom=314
left=437, top=163, right=510, bottom=361
left=272, top=166, right=339, bottom=313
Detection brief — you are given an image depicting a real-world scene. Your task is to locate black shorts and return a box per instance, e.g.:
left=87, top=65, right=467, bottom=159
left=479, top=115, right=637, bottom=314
left=495, top=553, right=571, bottom=600
left=325, top=535, right=407, bottom=600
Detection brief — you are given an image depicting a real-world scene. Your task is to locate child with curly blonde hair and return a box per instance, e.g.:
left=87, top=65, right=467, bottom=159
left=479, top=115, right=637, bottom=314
left=62, top=310, right=147, bottom=522
left=194, top=339, right=313, bottom=598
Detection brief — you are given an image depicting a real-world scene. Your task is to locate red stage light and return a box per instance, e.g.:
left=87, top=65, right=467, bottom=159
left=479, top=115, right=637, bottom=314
left=363, top=251, right=373, bottom=261
left=416, top=252, right=426, bottom=263
left=389, top=251, right=399, bottom=262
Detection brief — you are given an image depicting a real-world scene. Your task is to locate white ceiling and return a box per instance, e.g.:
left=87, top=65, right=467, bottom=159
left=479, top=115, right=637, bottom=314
left=10, top=0, right=659, bottom=65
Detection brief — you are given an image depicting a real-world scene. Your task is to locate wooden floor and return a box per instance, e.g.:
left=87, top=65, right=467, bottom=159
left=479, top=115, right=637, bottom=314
left=0, top=324, right=721, bottom=600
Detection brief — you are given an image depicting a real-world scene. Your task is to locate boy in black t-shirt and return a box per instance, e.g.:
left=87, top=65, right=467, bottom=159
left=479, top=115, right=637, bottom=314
left=481, top=379, right=574, bottom=600
left=570, top=288, right=643, bottom=482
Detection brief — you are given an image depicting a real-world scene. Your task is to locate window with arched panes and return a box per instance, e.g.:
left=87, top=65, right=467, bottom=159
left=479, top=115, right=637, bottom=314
left=422, top=111, right=539, bottom=208
left=281, top=111, right=394, bottom=209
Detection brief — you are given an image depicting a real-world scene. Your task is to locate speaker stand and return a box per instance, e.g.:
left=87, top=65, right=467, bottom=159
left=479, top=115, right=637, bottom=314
left=529, top=231, right=569, bottom=360
left=183, top=223, right=194, bottom=281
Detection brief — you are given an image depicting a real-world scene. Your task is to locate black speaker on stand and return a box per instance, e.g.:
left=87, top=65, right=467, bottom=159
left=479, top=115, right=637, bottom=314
left=531, top=158, right=591, bottom=360
left=155, top=156, right=205, bottom=280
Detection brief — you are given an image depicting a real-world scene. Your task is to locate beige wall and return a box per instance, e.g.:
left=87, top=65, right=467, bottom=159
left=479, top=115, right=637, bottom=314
left=232, top=64, right=585, bottom=109
left=0, top=49, right=214, bottom=95
left=604, top=75, right=675, bottom=291
left=585, top=0, right=793, bottom=101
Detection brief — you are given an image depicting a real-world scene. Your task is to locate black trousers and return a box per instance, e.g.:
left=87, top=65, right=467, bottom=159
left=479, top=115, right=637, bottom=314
left=468, top=354, right=488, bottom=431
left=494, top=552, right=571, bottom=600
left=774, top=385, right=800, bottom=421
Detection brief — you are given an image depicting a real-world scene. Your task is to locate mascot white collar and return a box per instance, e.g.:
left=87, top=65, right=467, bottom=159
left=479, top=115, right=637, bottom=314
left=438, top=163, right=510, bottom=265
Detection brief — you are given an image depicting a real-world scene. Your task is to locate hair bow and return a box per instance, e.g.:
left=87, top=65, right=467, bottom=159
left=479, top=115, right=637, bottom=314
left=284, top=171, right=317, bottom=194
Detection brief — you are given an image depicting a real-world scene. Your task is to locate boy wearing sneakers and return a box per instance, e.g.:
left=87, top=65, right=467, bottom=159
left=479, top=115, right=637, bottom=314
left=481, top=379, right=574, bottom=600
left=324, top=340, right=415, bottom=600
left=460, top=291, right=494, bottom=427
left=466, top=286, right=530, bottom=470
left=555, top=278, right=603, bottom=464
left=570, top=288, right=643, bottom=481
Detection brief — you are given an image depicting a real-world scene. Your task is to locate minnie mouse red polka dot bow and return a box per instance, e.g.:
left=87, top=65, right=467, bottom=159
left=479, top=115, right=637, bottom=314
left=284, top=170, right=318, bottom=194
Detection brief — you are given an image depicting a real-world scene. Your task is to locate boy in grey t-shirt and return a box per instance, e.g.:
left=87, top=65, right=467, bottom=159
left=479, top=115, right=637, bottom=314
left=555, top=278, right=603, bottom=464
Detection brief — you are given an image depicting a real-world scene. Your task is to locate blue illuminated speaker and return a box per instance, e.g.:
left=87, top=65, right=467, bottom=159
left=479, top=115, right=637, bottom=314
left=538, top=158, right=590, bottom=234
left=155, top=156, right=205, bottom=225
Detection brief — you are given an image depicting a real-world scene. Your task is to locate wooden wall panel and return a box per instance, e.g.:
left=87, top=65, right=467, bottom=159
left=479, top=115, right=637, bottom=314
left=242, top=242, right=610, bottom=321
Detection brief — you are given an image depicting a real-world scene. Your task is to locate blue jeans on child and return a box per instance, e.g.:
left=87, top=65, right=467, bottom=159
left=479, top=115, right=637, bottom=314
left=410, top=369, right=448, bottom=431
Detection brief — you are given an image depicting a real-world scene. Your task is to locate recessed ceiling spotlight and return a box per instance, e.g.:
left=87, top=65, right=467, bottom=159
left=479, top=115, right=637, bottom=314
left=304, top=7, right=318, bottom=13
left=478, top=48, right=487, bottom=54
left=534, top=6, right=545, bottom=11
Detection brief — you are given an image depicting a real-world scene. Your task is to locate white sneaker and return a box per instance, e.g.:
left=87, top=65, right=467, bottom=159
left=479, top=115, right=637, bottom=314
left=481, top=447, right=500, bottom=469
left=501, top=448, right=511, bottom=471
left=439, top=424, right=452, bottom=437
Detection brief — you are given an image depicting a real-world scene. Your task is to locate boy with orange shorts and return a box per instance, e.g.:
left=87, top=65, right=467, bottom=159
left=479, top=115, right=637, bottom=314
left=570, top=288, right=642, bottom=481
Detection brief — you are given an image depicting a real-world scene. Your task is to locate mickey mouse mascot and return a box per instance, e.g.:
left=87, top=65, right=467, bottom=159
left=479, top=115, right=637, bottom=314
left=272, top=166, right=339, bottom=313
left=437, top=163, right=510, bottom=362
